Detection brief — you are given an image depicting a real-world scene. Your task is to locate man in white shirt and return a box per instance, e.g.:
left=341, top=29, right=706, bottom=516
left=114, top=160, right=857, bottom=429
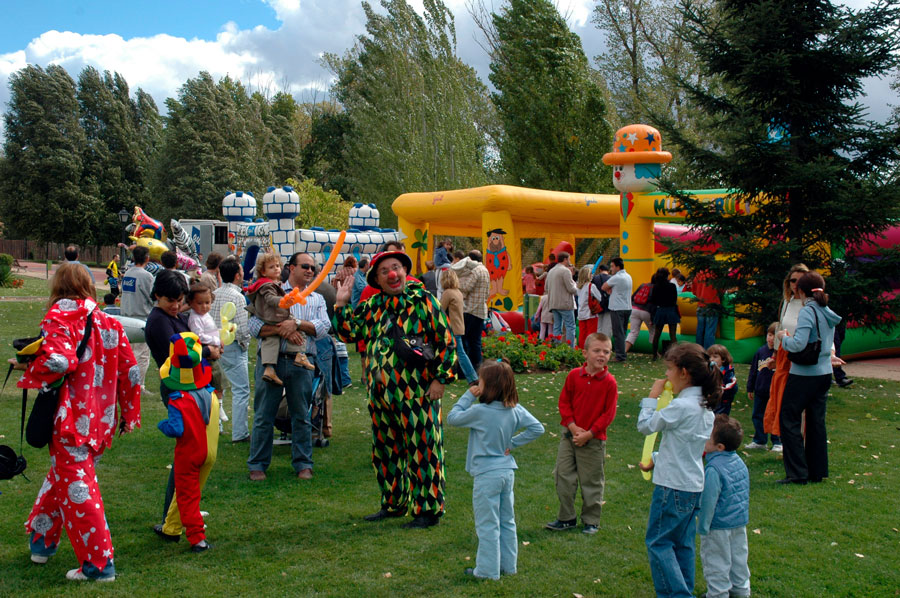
left=247, top=252, right=330, bottom=481
left=602, top=257, right=633, bottom=362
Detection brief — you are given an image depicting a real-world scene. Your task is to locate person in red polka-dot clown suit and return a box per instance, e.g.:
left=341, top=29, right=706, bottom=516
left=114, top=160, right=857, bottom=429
left=10, top=263, right=141, bottom=582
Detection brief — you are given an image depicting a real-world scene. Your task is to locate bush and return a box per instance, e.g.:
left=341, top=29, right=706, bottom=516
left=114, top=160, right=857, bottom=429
left=0, top=253, right=12, bottom=268
left=482, top=331, right=583, bottom=373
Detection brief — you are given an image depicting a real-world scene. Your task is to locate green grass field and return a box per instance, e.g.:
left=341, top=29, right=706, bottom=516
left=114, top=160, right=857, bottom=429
left=0, top=289, right=898, bottom=597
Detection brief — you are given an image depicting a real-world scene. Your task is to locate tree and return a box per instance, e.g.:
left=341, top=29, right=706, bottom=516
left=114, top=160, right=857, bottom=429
left=77, top=67, right=153, bottom=245
left=287, top=177, right=352, bottom=230
left=658, top=0, right=900, bottom=330
left=150, top=72, right=273, bottom=222
left=592, top=0, right=715, bottom=187
left=0, top=65, right=101, bottom=245
left=482, top=0, right=613, bottom=193
left=302, top=109, right=355, bottom=202
left=325, top=0, right=495, bottom=228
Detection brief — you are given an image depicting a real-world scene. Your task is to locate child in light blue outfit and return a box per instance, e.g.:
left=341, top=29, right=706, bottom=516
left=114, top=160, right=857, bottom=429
left=447, top=358, right=544, bottom=580
left=637, top=343, right=720, bottom=598
left=698, top=414, right=751, bottom=598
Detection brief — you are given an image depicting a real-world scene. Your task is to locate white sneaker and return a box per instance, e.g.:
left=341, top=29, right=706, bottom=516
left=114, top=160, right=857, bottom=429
left=770, top=444, right=784, bottom=453
left=744, top=442, right=767, bottom=450
left=31, top=554, right=49, bottom=564
left=66, top=568, right=115, bottom=582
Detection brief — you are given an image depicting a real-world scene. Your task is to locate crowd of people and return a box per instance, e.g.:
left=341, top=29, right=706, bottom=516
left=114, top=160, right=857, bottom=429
left=8, top=240, right=848, bottom=595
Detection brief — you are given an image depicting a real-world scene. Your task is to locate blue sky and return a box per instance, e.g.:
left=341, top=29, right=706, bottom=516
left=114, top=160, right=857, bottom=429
left=0, top=0, right=894, bottom=132
left=0, top=0, right=280, bottom=52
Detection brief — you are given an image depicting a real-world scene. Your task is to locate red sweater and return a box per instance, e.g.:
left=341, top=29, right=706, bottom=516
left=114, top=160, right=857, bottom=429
left=558, top=365, right=618, bottom=440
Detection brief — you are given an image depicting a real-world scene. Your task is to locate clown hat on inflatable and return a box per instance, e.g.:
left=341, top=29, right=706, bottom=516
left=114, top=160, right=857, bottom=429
left=602, top=124, right=672, bottom=165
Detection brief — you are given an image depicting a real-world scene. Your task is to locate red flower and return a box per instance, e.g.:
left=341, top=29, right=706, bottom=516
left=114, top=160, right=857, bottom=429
left=523, top=360, right=528, bottom=367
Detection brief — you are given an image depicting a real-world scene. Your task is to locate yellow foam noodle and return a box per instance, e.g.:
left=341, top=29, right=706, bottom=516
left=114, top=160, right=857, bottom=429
left=641, top=381, right=674, bottom=481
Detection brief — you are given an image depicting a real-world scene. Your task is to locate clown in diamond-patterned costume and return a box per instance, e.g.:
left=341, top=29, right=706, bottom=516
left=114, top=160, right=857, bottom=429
left=334, top=277, right=457, bottom=520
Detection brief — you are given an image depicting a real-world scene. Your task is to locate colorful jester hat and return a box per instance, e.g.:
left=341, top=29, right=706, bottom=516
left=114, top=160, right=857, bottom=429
left=160, top=332, right=213, bottom=390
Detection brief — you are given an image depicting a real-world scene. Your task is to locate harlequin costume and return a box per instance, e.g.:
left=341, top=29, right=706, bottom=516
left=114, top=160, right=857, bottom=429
left=18, top=297, right=141, bottom=581
left=334, top=252, right=457, bottom=521
left=156, top=332, right=219, bottom=550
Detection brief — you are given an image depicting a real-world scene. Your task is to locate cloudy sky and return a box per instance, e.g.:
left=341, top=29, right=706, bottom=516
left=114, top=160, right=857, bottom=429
left=0, top=0, right=895, bottom=137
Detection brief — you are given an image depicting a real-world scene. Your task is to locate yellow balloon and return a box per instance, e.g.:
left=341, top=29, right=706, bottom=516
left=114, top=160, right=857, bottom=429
left=640, top=381, right=675, bottom=481
left=219, top=302, right=236, bottom=346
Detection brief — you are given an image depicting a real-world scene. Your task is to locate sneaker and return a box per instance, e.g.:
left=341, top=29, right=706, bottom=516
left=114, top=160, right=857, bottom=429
left=545, top=518, right=577, bottom=531
left=296, top=468, right=313, bottom=480
left=248, top=470, right=267, bottom=481
left=770, top=444, right=784, bottom=453
left=66, top=568, right=115, bottom=582
left=190, top=540, right=211, bottom=553
left=835, top=378, right=854, bottom=388
left=744, top=441, right=767, bottom=450
left=582, top=524, right=599, bottom=535
left=31, top=554, right=49, bottom=564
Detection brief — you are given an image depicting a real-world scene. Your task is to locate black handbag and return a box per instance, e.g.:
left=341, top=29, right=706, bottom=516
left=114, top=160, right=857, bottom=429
left=25, top=309, right=94, bottom=449
left=787, top=307, right=822, bottom=366
left=390, top=322, right=436, bottom=369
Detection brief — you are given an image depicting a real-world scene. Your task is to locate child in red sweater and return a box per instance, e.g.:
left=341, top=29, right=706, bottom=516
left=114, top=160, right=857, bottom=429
left=545, top=333, right=618, bottom=535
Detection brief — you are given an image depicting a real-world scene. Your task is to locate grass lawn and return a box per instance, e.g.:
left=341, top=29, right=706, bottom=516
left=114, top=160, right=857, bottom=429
left=0, top=276, right=55, bottom=298
left=0, top=298, right=898, bottom=597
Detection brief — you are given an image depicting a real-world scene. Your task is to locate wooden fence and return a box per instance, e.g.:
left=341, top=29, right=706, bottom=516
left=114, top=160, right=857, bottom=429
left=0, top=240, right=120, bottom=265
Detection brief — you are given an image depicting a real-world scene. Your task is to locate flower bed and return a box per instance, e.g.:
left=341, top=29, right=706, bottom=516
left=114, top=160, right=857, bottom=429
left=482, top=331, right=583, bottom=373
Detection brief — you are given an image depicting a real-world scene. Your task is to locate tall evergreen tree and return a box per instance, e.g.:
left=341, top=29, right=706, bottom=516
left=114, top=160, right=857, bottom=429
left=325, top=0, right=495, bottom=227
left=302, top=109, right=355, bottom=201
left=151, top=72, right=270, bottom=222
left=487, top=0, right=613, bottom=192
left=0, top=65, right=100, bottom=245
left=659, top=0, right=900, bottom=329
left=77, top=67, right=149, bottom=245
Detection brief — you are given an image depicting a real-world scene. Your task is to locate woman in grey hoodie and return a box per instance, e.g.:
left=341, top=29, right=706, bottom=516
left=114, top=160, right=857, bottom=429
left=776, top=271, right=843, bottom=485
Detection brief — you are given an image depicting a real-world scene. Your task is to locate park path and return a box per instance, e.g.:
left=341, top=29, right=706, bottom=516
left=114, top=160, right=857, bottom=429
left=6, top=262, right=900, bottom=382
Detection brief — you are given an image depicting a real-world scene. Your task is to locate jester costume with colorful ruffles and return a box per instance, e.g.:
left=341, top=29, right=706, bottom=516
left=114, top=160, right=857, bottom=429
left=334, top=280, right=457, bottom=517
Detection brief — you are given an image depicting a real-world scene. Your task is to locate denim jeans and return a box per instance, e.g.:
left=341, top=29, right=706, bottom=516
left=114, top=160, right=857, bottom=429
left=695, top=307, right=719, bottom=350
left=454, top=334, right=479, bottom=383
left=463, top=313, right=484, bottom=371
left=248, top=353, right=314, bottom=473
left=338, top=355, right=352, bottom=388
left=551, top=308, right=576, bottom=347
left=472, top=469, right=517, bottom=580
left=699, top=527, right=751, bottom=598
left=220, top=342, right=251, bottom=441
left=646, top=484, right=702, bottom=598
left=750, top=392, right=780, bottom=446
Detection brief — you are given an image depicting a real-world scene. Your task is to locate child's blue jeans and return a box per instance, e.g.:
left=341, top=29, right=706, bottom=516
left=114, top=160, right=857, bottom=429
left=472, top=469, right=517, bottom=580
left=646, top=484, right=702, bottom=598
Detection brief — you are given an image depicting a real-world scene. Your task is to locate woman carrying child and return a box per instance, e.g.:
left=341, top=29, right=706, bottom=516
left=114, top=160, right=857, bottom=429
left=446, top=359, right=544, bottom=580
left=637, top=343, right=720, bottom=598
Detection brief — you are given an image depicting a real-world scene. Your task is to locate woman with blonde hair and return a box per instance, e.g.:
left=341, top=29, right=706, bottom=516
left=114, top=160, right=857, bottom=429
left=9, top=264, right=141, bottom=581
left=762, top=263, right=809, bottom=451
left=576, top=265, right=604, bottom=349
left=440, top=268, right=478, bottom=384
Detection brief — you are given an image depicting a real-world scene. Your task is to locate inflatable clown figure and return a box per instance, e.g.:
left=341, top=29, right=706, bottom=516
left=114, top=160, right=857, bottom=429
left=602, top=124, right=672, bottom=286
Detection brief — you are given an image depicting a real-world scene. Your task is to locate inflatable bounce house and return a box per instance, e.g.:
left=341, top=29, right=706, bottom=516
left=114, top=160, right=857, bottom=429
left=392, top=124, right=900, bottom=362
left=222, top=186, right=404, bottom=279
